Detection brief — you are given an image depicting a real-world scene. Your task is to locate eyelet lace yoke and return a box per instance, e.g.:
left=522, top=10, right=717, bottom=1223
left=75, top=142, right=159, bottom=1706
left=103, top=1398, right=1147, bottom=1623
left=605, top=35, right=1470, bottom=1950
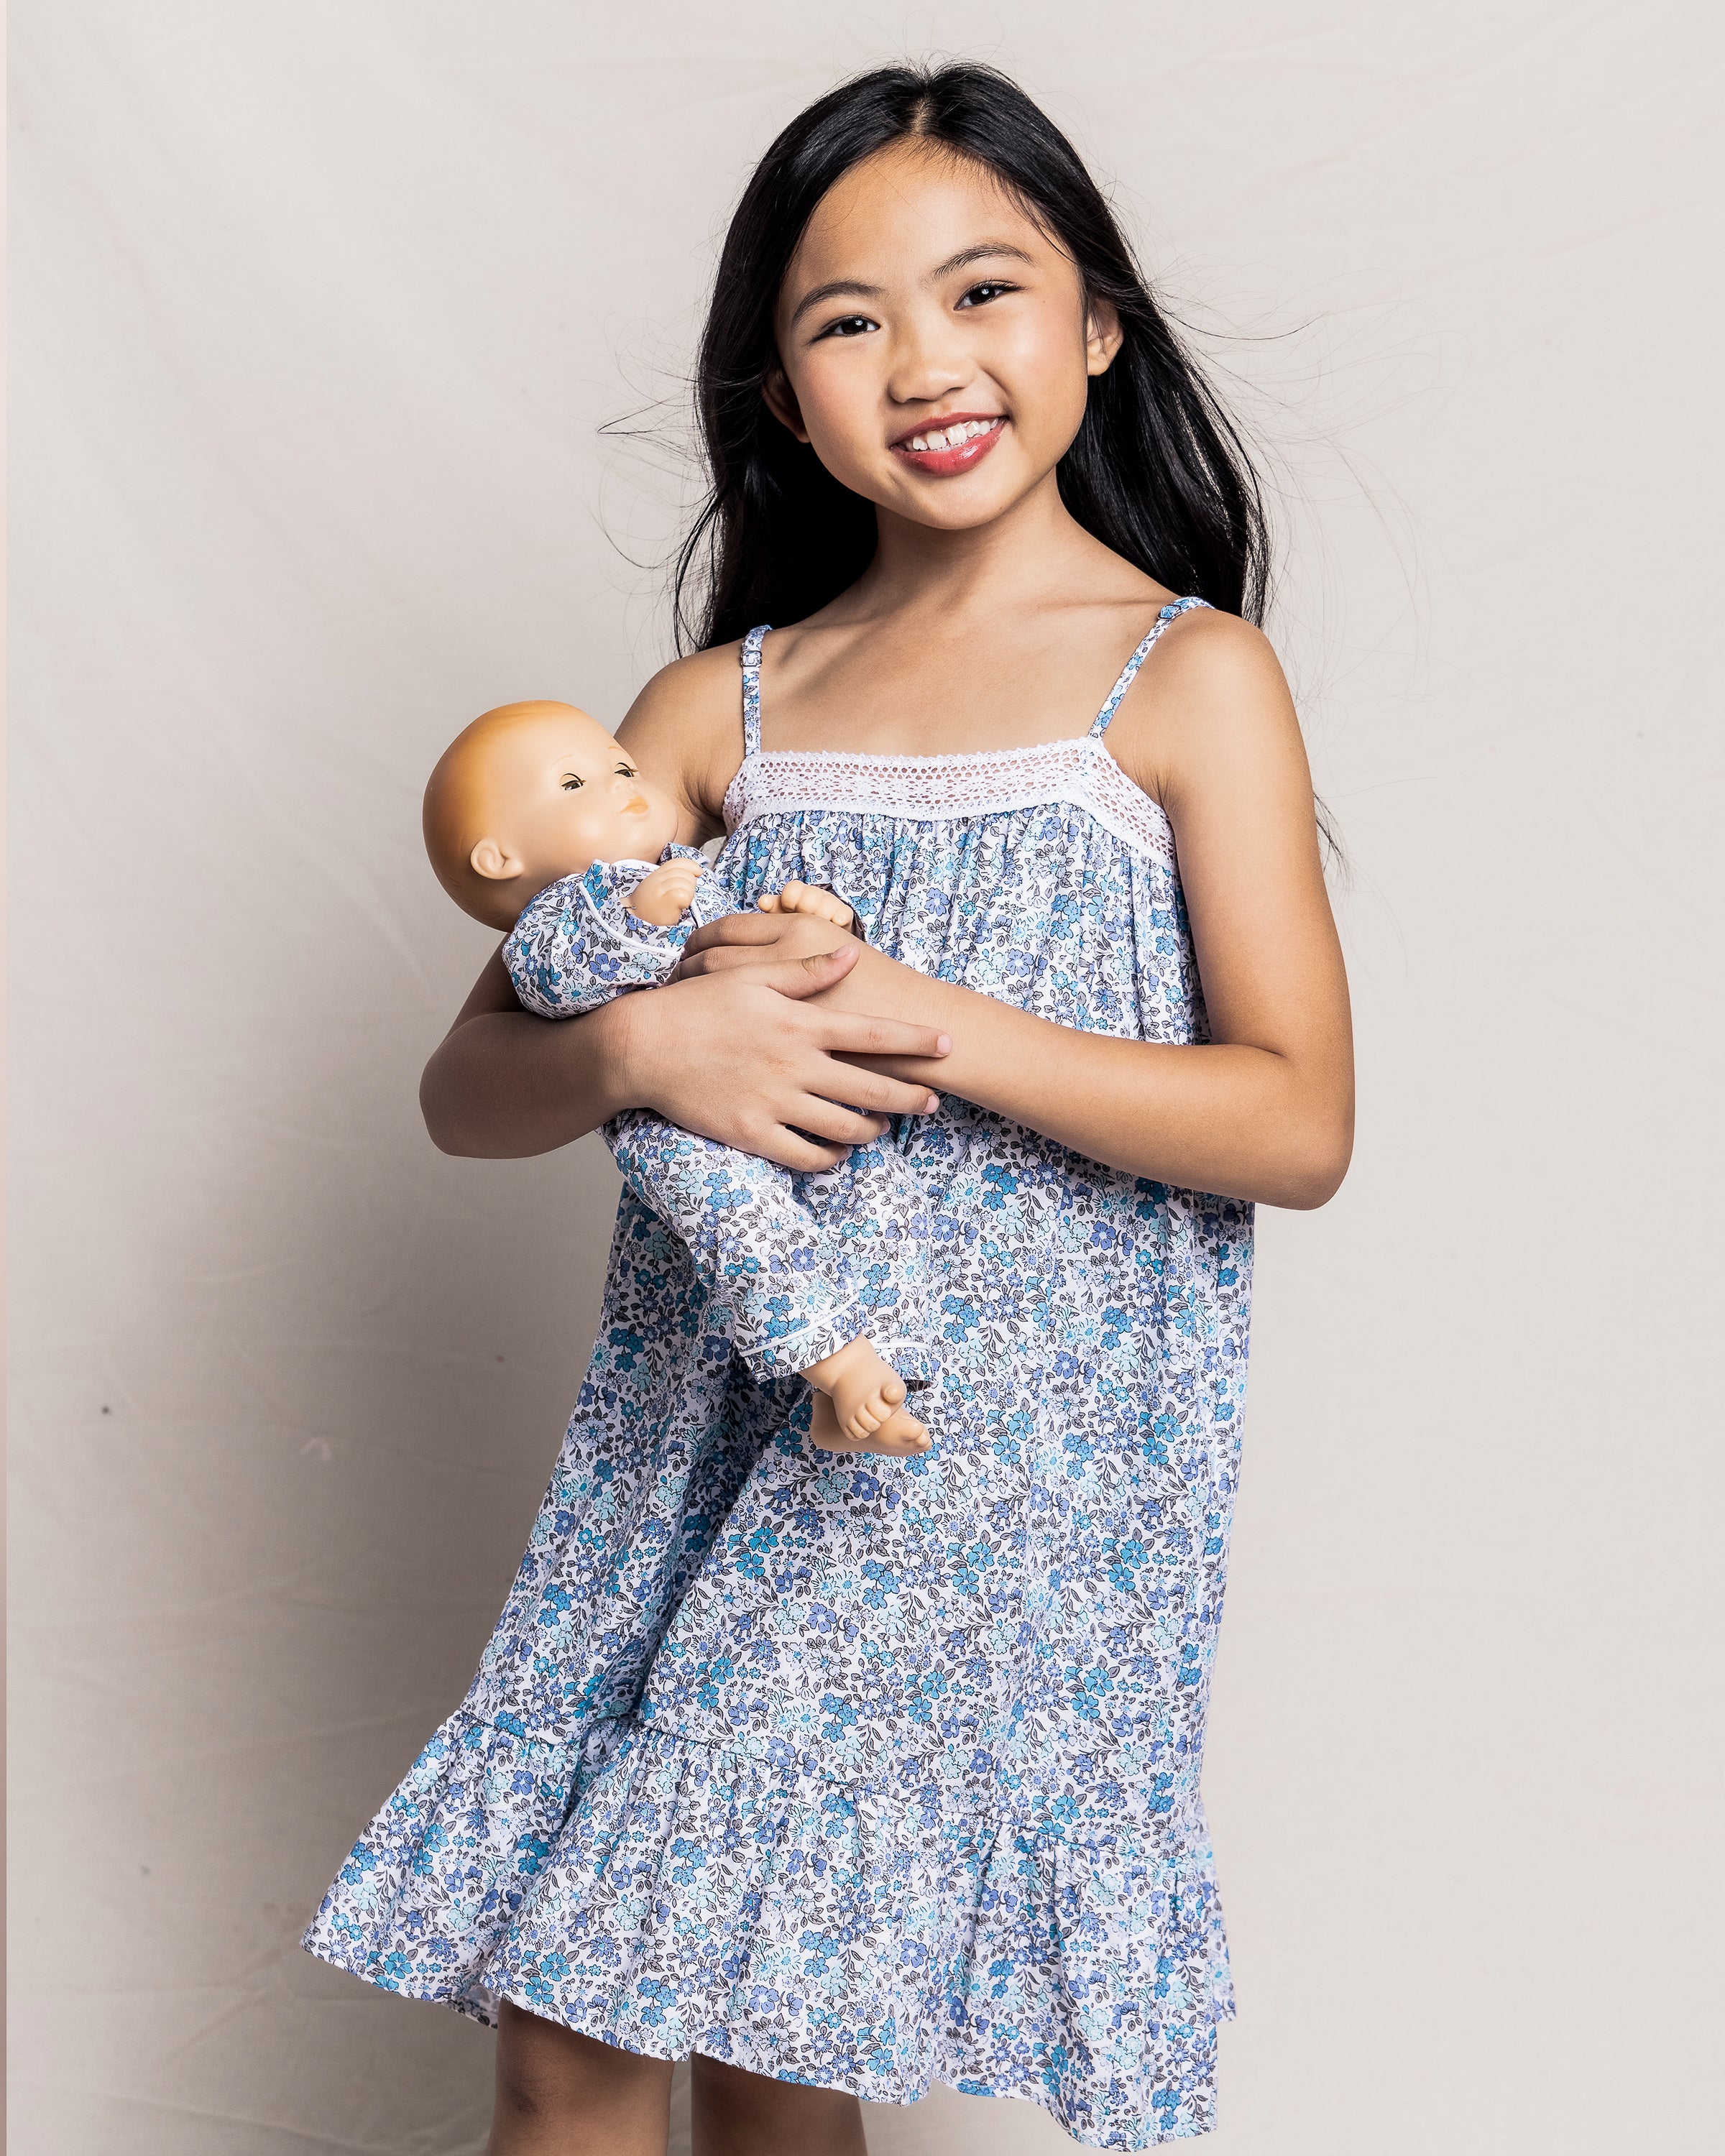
left=722, top=735, right=1178, bottom=865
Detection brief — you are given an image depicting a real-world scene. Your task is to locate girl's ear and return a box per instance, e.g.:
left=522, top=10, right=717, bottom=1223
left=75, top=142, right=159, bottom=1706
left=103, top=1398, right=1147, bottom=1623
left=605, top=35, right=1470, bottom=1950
left=470, top=837, right=524, bottom=884
left=762, top=367, right=811, bottom=444
left=1085, top=298, right=1124, bottom=379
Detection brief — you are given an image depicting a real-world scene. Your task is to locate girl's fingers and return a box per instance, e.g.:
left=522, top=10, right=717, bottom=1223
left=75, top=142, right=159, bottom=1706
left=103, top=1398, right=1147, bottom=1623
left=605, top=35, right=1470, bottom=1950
left=680, top=943, right=857, bottom=986
left=814, top=1007, right=951, bottom=1061
left=781, top=1097, right=893, bottom=1146
left=750, top=1128, right=854, bottom=1172
left=807, top=1064, right=939, bottom=1118
left=684, top=912, right=808, bottom=955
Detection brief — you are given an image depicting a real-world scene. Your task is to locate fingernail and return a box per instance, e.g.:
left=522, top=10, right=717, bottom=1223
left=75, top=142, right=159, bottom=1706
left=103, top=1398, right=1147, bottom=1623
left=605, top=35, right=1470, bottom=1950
left=935, top=1035, right=952, bottom=1054
left=923, top=1092, right=942, bottom=1112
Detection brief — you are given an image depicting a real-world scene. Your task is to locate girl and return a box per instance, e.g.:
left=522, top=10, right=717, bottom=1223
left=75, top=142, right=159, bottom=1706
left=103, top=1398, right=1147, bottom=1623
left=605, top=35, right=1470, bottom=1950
left=306, top=61, right=1352, bottom=2156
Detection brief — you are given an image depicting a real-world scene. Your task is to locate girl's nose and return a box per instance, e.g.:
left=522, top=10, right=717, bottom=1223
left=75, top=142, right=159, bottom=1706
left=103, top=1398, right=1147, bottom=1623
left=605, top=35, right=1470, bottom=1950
left=886, top=315, right=970, bottom=407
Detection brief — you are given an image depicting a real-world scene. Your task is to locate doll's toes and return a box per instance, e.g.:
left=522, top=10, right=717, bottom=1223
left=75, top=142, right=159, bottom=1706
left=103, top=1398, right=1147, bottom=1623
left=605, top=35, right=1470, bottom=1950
left=874, top=1409, right=930, bottom=1456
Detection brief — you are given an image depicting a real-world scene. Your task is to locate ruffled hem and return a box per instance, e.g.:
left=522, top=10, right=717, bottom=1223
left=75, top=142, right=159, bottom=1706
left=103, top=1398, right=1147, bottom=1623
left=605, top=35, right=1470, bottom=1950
left=304, top=1712, right=1230, bottom=2150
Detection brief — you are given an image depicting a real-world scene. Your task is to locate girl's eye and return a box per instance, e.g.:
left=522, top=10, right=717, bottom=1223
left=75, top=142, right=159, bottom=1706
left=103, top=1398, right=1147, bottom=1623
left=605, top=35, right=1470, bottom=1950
left=816, top=315, right=877, bottom=341
left=561, top=775, right=584, bottom=791
left=957, top=281, right=1016, bottom=309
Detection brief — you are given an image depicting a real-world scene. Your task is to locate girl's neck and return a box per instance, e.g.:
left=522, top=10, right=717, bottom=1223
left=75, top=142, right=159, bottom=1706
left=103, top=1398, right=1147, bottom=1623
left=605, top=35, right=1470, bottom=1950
left=840, top=468, right=1135, bottom=626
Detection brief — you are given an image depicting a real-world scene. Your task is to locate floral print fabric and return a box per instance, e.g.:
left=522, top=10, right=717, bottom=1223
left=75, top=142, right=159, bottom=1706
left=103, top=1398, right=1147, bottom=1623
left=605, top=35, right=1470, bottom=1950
left=305, top=602, right=1251, bottom=2149
left=502, top=849, right=939, bottom=1383
left=503, top=844, right=732, bottom=1013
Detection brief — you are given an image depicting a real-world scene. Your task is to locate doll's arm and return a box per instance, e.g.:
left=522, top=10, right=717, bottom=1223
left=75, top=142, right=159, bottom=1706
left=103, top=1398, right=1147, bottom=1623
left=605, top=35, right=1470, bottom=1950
left=505, top=867, right=684, bottom=1019
left=630, top=856, right=708, bottom=928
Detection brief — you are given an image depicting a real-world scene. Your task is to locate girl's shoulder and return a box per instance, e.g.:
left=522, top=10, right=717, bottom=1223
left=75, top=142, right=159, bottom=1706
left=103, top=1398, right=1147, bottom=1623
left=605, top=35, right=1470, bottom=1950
left=616, top=639, right=750, bottom=841
left=1105, top=604, right=1307, bottom=821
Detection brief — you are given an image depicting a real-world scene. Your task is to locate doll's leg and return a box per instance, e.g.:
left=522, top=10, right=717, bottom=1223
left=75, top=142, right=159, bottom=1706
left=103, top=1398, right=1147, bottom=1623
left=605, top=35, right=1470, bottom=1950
left=795, top=1129, right=940, bottom=1383
left=604, top=1111, right=929, bottom=1453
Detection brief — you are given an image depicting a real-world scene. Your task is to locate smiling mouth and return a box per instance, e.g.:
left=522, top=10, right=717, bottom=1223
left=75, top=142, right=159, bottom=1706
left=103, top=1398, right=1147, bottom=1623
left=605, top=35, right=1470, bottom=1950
left=890, top=415, right=1007, bottom=476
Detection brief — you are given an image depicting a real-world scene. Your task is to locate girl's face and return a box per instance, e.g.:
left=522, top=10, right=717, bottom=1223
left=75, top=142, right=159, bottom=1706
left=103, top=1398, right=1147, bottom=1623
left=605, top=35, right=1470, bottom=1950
left=768, top=139, right=1119, bottom=533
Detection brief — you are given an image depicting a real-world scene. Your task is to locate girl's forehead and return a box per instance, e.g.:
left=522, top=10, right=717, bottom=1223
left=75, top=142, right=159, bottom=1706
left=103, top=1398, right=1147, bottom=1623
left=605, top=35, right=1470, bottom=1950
left=787, top=142, right=1044, bottom=286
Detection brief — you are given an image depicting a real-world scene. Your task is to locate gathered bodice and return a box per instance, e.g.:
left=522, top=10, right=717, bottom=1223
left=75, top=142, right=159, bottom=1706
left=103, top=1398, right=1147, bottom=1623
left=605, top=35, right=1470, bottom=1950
left=717, top=602, right=1213, bottom=1049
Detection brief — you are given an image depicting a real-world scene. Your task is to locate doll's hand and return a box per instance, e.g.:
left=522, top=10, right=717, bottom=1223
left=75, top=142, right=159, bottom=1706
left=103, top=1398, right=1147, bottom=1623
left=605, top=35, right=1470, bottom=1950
left=627, top=858, right=705, bottom=929
left=758, top=880, right=855, bottom=930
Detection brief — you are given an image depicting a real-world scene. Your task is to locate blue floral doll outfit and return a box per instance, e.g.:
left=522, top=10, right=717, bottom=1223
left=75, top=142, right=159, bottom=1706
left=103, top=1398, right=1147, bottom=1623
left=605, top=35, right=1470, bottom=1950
left=305, top=602, right=1251, bottom=2150
left=502, top=852, right=939, bottom=1386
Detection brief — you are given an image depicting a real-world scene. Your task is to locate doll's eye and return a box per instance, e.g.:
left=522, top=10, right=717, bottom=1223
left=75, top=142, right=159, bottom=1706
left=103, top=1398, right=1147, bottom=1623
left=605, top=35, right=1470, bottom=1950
left=561, top=775, right=584, bottom=791
left=615, top=763, right=638, bottom=778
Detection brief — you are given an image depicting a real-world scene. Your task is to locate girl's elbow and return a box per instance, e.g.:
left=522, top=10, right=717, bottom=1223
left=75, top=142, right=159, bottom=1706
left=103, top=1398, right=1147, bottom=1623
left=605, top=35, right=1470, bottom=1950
left=1278, top=1112, right=1353, bottom=1210
left=420, top=1056, right=485, bottom=1157
left=420, top=1082, right=466, bottom=1156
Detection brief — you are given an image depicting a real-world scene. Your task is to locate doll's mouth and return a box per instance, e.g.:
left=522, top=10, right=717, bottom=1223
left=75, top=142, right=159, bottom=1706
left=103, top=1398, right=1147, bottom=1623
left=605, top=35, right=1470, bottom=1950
left=889, top=415, right=1006, bottom=476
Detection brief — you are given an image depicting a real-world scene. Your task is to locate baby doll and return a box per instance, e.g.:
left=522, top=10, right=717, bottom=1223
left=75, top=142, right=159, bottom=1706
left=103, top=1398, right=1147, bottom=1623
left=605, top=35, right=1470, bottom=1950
left=423, top=699, right=938, bottom=1456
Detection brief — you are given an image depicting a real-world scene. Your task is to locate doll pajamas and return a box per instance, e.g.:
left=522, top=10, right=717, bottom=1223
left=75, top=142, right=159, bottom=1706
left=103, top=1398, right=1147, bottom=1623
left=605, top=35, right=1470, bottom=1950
left=503, top=848, right=939, bottom=1386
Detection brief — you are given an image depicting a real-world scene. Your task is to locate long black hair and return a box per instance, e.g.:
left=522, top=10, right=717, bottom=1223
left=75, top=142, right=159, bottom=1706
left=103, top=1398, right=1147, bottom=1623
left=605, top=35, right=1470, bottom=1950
left=673, top=61, right=1271, bottom=651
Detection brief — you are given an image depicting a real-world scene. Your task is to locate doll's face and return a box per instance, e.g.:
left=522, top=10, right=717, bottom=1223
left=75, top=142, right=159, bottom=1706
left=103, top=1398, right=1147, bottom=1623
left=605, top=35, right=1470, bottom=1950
left=767, top=139, right=1120, bottom=535
left=424, top=703, right=680, bottom=929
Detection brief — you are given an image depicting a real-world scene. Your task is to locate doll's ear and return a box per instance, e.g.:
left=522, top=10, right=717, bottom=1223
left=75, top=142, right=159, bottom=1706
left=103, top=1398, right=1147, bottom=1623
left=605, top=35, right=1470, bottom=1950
left=470, top=838, right=523, bottom=884
left=762, top=367, right=811, bottom=443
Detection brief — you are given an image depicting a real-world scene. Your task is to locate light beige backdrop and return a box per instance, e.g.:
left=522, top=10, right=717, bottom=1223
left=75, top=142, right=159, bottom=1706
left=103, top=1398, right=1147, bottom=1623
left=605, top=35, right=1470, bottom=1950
left=10, top=4, right=1722, bottom=2152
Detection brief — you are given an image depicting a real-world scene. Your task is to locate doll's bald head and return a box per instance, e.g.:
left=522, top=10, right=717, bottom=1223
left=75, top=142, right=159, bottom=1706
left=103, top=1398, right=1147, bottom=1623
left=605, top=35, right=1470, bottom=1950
left=424, top=701, right=679, bottom=931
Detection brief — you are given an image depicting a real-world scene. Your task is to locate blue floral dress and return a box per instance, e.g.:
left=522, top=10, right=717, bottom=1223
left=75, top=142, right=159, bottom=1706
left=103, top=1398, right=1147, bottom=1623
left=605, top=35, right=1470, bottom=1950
left=305, top=599, right=1253, bottom=2150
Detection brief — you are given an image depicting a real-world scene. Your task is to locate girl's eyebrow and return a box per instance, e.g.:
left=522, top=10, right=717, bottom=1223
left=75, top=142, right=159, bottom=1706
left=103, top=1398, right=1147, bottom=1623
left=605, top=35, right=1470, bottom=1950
left=788, top=241, right=1035, bottom=328
left=789, top=277, right=885, bottom=327
left=929, top=241, right=1034, bottom=279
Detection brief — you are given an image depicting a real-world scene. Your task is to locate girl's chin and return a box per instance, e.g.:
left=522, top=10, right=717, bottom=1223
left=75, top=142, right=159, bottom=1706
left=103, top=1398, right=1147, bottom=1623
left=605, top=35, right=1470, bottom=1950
left=882, top=469, right=1033, bottom=529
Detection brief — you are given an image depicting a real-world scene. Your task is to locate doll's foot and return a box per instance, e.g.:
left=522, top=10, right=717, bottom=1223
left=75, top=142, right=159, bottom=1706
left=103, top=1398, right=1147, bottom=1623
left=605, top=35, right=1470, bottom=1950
left=803, top=1339, right=932, bottom=1457
left=809, top=1386, right=931, bottom=1457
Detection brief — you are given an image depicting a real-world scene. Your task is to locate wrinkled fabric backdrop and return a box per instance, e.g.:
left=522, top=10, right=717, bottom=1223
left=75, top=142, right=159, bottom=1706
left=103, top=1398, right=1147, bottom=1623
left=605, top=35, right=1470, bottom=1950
left=10, top=4, right=1722, bottom=2152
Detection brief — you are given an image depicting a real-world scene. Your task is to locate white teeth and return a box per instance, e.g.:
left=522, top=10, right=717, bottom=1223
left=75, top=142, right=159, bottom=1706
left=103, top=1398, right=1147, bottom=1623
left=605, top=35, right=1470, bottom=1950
left=903, top=418, right=998, bottom=453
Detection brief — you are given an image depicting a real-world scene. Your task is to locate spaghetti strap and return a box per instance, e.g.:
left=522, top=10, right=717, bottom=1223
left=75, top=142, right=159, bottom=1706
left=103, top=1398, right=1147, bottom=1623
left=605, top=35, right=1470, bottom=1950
left=1089, top=596, right=1212, bottom=738
left=740, top=625, right=770, bottom=758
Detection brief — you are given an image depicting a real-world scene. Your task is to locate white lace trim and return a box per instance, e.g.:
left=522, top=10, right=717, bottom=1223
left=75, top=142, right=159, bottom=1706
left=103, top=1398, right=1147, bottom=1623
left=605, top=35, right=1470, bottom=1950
left=722, top=736, right=1177, bottom=866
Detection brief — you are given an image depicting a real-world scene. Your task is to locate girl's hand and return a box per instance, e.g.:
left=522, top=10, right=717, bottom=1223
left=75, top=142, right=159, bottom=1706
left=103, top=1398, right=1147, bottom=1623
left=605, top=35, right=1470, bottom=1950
left=625, top=940, right=947, bottom=1170
left=418, top=936, right=945, bottom=1166
left=677, top=906, right=859, bottom=976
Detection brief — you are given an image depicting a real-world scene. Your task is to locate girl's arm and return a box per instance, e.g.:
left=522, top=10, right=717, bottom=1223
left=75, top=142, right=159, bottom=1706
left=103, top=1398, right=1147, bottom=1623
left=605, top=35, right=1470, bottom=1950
left=678, top=614, right=1354, bottom=1211
left=419, top=941, right=949, bottom=1164
left=420, top=645, right=952, bottom=1164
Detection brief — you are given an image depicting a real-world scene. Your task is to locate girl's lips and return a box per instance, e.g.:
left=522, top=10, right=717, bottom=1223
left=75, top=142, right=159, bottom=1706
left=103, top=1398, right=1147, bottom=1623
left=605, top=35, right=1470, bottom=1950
left=889, top=415, right=1007, bottom=478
